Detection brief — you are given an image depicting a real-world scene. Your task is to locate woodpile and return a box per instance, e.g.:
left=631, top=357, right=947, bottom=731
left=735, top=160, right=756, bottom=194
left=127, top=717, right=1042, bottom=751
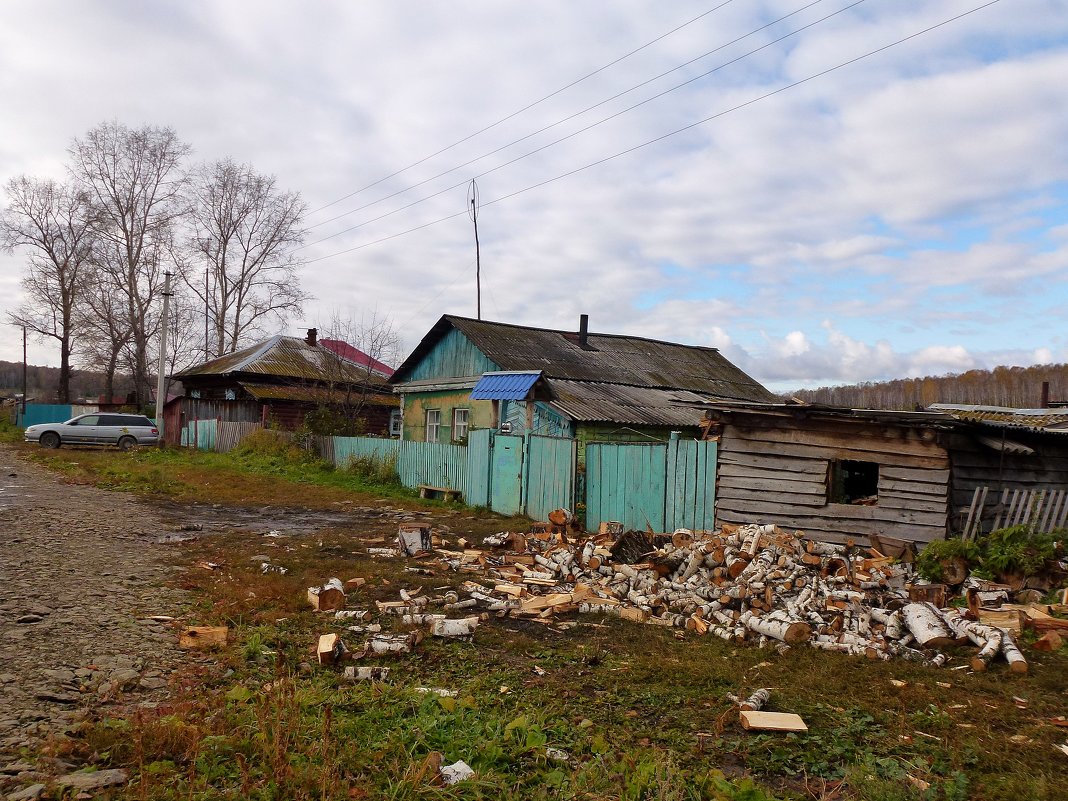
left=423, top=521, right=1034, bottom=671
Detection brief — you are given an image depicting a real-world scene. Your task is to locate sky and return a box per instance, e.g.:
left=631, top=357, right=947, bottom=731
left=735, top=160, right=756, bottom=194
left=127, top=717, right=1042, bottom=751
left=1, top=0, right=1067, bottom=392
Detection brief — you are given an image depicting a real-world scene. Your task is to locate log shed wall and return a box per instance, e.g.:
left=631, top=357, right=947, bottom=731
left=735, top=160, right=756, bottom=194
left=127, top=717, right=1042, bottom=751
left=713, top=413, right=951, bottom=545
left=942, top=430, right=1068, bottom=536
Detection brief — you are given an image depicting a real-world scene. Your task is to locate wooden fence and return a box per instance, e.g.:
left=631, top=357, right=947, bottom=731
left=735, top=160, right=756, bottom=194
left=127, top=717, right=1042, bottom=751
left=961, top=485, right=1068, bottom=540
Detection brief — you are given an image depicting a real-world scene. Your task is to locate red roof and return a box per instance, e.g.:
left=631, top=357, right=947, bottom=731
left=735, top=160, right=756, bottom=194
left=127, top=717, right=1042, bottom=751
left=319, top=339, right=395, bottom=377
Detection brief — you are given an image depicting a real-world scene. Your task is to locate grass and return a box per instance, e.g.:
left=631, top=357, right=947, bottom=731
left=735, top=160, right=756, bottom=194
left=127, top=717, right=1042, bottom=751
left=8, top=431, right=1068, bottom=799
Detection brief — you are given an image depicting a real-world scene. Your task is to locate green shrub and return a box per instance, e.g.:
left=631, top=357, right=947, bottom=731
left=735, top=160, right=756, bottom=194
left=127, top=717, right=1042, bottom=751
left=917, top=524, right=1060, bottom=581
left=916, top=538, right=980, bottom=582
left=344, top=451, right=400, bottom=486
left=232, top=428, right=308, bottom=463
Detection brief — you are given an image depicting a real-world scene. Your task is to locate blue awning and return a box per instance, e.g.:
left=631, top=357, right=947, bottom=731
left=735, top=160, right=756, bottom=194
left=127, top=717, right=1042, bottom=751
left=470, top=371, right=542, bottom=400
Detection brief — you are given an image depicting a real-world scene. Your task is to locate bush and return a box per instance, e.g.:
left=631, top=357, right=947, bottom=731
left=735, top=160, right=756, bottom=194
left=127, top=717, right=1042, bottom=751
left=232, top=429, right=308, bottom=463
left=917, top=524, right=1060, bottom=582
left=344, top=452, right=400, bottom=486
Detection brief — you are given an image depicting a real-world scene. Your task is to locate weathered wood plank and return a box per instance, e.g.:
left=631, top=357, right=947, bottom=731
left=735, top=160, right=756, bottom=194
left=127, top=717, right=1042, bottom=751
left=716, top=475, right=827, bottom=495
left=876, top=495, right=949, bottom=515
left=715, top=506, right=946, bottom=544
left=717, top=451, right=827, bottom=475
left=719, top=436, right=950, bottom=470
left=714, top=496, right=947, bottom=528
left=727, top=424, right=946, bottom=458
left=716, top=463, right=828, bottom=483
left=879, top=479, right=948, bottom=497
left=880, top=466, right=951, bottom=484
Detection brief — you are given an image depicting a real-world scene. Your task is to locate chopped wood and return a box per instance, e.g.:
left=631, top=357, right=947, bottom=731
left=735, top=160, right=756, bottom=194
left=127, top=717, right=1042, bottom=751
left=1033, top=631, right=1063, bottom=651
left=736, top=688, right=770, bottom=711
left=307, top=577, right=346, bottom=612
left=344, top=666, right=390, bottom=681
left=978, top=608, right=1026, bottom=634
left=739, top=711, right=808, bottom=732
left=430, top=617, right=480, bottom=638
left=316, top=633, right=346, bottom=665
left=179, top=626, right=228, bottom=649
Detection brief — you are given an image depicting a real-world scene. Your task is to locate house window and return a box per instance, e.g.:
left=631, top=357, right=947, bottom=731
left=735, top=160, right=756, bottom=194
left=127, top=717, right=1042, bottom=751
left=827, top=460, right=879, bottom=505
left=453, top=408, right=469, bottom=441
left=425, top=409, right=440, bottom=442
left=389, top=409, right=402, bottom=438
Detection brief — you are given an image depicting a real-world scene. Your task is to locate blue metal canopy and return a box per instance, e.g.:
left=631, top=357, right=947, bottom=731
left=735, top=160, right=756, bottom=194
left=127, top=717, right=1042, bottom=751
left=470, top=371, right=542, bottom=400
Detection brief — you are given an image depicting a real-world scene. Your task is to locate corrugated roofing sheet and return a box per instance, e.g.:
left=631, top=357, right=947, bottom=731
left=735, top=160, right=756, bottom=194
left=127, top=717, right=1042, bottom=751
left=471, top=371, right=542, bottom=400
left=546, top=379, right=709, bottom=426
left=928, top=404, right=1068, bottom=432
left=393, top=316, right=775, bottom=403
left=240, top=382, right=394, bottom=405
left=174, top=336, right=384, bottom=386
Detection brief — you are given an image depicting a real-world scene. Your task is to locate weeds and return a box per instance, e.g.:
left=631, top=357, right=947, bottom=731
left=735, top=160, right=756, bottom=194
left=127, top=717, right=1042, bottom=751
left=917, top=524, right=1060, bottom=582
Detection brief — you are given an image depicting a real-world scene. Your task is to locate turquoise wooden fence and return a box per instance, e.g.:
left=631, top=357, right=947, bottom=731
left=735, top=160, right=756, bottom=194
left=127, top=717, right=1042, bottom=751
left=332, top=436, right=467, bottom=495
left=585, top=438, right=717, bottom=532
left=526, top=435, right=577, bottom=521
left=17, top=404, right=73, bottom=427
left=465, top=429, right=493, bottom=507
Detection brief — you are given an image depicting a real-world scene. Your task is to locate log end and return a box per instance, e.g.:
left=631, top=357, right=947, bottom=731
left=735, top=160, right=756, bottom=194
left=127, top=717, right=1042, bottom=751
left=784, top=622, right=812, bottom=645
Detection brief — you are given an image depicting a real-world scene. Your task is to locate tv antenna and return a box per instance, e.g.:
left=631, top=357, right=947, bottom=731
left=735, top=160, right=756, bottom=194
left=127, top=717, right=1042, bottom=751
left=468, top=179, right=481, bottom=320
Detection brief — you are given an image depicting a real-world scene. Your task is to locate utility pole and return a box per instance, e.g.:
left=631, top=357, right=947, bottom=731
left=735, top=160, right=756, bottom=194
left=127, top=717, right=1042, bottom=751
left=154, top=271, right=173, bottom=442
left=21, top=325, right=27, bottom=425
left=468, top=180, right=481, bottom=320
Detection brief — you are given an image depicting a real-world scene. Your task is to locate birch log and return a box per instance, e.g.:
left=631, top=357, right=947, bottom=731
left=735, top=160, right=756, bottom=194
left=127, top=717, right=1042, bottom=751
left=901, top=603, right=956, bottom=648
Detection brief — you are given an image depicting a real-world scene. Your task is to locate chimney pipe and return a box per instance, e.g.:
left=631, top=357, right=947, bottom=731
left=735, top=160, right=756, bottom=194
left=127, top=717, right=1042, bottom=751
left=306, top=328, right=317, bottom=346
left=1041, top=381, right=1050, bottom=409
left=578, top=314, right=588, bottom=348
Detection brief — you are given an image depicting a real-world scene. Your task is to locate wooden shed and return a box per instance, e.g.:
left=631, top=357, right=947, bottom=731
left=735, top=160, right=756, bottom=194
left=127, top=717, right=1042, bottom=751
left=702, top=401, right=1068, bottom=546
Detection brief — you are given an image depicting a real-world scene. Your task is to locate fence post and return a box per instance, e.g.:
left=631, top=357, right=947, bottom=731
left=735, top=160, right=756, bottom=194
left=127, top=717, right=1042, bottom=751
left=520, top=432, right=533, bottom=516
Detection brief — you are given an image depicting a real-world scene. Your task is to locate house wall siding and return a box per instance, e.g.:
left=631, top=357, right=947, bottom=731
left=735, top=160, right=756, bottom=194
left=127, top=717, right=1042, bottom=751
left=403, top=329, right=500, bottom=382
left=713, top=416, right=951, bottom=545
left=403, top=390, right=496, bottom=442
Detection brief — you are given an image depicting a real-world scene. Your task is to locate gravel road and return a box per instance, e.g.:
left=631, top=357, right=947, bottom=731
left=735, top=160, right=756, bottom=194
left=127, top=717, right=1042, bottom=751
left=0, top=443, right=188, bottom=774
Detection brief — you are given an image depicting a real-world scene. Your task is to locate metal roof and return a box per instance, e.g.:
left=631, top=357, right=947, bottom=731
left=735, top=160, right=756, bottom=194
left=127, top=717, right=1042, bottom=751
left=928, top=404, right=1068, bottom=433
left=546, top=380, right=709, bottom=426
left=240, top=382, right=394, bottom=405
left=174, top=335, right=384, bottom=386
left=470, top=371, right=542, bottom=400
left=392, top=315, right=775, bottom=403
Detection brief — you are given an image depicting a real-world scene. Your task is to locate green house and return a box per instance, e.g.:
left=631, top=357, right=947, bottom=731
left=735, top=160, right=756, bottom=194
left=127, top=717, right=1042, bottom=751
left=390, top=315, right=774, bottom=463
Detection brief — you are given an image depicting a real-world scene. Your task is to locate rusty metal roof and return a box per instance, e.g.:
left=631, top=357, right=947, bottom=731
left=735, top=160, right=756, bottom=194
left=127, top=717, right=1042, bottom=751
left=928, top=404, right=1068, bottom=433
left=240, top=382, right=395, bottom=405
left=393, top=315, right=775, bottom=402
left=174, top=335, right=380, bottom=386
left=546, top=380, right=709, bottom=426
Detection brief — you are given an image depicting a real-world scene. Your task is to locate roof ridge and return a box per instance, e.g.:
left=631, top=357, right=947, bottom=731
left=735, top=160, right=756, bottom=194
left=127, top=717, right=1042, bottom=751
left=445, top=314, right=721, bottom=352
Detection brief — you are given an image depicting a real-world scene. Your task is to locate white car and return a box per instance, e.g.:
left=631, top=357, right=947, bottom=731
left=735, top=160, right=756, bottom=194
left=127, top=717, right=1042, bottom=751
left=24, top=413, right=159, bottom=450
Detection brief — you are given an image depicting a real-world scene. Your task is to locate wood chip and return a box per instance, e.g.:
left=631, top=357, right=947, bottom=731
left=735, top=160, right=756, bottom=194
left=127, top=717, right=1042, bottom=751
left=739, top=711, right=807, bottom=732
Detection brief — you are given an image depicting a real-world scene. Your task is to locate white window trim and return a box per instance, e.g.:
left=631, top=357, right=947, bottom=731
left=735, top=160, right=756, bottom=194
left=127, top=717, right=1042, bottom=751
left=425, top=409, right=440, bottom=443
left=452, top=408, right=469, bottom=441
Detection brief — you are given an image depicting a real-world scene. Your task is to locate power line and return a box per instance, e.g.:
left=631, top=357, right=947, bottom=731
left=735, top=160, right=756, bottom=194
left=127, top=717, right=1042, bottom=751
left=304, top=0, right=1001, bottom=266
left=305, top=2, right=735, bottom=217
left=302, top=0, right=863, bottom=251
left=306, top=0, right=827, bottom=234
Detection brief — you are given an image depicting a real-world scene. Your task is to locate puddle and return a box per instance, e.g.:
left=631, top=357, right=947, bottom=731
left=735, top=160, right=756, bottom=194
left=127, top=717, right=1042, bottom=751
left=148, top=500, right=433, bottom=540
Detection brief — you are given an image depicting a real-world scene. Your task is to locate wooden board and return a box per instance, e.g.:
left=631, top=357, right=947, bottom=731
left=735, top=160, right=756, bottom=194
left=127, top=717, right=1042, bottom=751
left=726, top=424, right=948, bottom=459
left=720, top=434, right=949, bottom=470
left=179, top=626, right=228, bottom=649
left=739, top=711, right=808, bottom=732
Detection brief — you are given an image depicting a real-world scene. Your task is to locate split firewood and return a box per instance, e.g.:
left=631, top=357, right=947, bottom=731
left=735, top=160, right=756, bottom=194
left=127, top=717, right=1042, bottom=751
left=308, top=578, right=346, bottom=612
left=344, top=666, right=390, bottom=681
left=316, top=633, right=347, bottom=665
left=430, top=617, right=480, bottom=638
left=901, top=603, right=957, bottom=648
left=739, top=710, right=807, bottom=732
left=730, top=688, right=770, bottom=711
left=179, top=626, right=228, bottom=649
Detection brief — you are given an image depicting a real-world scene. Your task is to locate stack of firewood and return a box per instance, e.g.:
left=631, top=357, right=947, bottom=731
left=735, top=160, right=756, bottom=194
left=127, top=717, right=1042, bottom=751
left=424, top=522, right=1029, bottom=672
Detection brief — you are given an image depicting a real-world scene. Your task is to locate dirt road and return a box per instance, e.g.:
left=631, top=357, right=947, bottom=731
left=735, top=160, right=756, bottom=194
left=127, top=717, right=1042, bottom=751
left=0, top=444, right=188, bottom=768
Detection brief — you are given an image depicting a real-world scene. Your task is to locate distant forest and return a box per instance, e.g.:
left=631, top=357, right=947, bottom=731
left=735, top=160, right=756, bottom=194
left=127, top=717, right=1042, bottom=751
left=0, top=360, right=133, bottom=403
left=790, top=363, right=1068, bottom=410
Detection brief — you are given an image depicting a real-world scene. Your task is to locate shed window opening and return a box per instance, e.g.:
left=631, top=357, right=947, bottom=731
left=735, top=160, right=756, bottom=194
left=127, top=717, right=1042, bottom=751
left=425, top=409, right=440, bottom=443
left=452, top=408, right=469, bottom=442
left=827, top=459, right=879, bottom=505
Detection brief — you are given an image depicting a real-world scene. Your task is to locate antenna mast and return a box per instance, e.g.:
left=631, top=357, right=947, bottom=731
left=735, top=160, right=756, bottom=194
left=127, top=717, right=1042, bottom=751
left=468, top=179, right=481, bottom=320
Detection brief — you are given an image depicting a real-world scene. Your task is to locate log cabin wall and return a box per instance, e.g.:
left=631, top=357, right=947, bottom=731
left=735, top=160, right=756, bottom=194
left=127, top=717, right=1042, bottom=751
left=713, top=413, right=951, bottom=545
left=943, top=430, right=1068, bottom=536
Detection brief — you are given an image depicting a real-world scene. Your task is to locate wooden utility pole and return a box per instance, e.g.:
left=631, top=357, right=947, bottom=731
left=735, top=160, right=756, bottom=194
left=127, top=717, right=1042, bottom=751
left=21, top=325, right=27, bottom=423
left=468, top=180, right=481, bottom=320
left=154, top=272, right=173, bottom=441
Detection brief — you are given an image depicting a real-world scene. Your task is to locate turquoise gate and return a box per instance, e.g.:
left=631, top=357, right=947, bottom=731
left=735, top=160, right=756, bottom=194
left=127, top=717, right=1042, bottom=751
left=585, top=438, right=717, bottom=532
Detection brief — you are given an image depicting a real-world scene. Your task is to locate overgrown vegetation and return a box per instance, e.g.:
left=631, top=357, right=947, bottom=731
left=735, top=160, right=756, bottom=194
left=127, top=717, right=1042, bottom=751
left=917, top=524, right=1061, bottom=582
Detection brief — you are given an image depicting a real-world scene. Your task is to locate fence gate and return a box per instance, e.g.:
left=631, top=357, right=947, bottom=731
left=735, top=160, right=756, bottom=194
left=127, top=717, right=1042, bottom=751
left=585, top=439, right=717, bottom=533
left=491, top=434, right=525, bottom=515
left=526, top=435, right=577, bottom=521
left=586, top=443, right=668, bottom=532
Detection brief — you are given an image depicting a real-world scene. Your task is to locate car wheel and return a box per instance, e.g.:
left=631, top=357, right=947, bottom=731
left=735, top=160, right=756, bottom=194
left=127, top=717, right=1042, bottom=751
left=40, top=432, right=61, bottom=449
left=118, top=436, right=137, bottom=451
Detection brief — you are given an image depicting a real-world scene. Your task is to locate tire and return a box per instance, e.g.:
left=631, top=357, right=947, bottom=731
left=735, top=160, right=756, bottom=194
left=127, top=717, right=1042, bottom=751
left=39, top=432, right=61, bottom=449
left=117, top=436, right=137, bottom=452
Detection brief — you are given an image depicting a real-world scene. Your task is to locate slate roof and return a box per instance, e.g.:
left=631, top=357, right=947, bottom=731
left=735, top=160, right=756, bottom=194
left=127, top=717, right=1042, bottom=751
left=393, top=315, right=775, bottom=403
left=546, top=380, right=710, bottom=426
left=173, top=335, right=386, bottom=387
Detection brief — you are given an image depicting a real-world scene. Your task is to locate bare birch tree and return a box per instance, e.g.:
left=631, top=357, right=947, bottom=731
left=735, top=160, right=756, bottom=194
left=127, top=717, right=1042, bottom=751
left=1, top=177, right=96, bottom=402
left=184, top=158, right=307, bottom=358
left=69, top=121, right=191, bottom=408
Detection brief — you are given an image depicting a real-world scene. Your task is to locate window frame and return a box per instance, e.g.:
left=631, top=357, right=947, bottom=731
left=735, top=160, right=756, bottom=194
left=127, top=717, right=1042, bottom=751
left=452, top=408, right=470, bottom=442
left=826, top=459, right=880, bottom=506
left=425, top=409, right=440, bottom=443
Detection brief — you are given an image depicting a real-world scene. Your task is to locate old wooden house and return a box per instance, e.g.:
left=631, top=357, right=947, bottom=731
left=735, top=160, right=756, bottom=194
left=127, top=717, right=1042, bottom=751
left=702, top=401, right=1068, bottom=545
left=165, top=329, right=397, bottom=442
left=389, top=314, right=775, bottom=461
